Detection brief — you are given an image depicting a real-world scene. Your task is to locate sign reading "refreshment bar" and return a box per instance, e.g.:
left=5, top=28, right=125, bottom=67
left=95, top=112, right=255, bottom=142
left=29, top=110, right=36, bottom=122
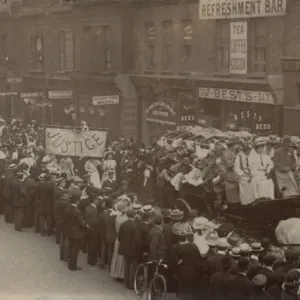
left=199, top=0, right=286, bottom=19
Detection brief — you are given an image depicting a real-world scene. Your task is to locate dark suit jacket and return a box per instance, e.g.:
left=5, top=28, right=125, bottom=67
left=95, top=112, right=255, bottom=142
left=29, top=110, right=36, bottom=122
left=64, top=204, right=86, bottom=240
left=102, top=210, right=117, bottom=244
left=138, top=220, right=151, bottom=255
left=225, top=273, right=253, bottom=300
left=2, top=171, right=14, bottom=201
left=207, top=254, right=226, bottom=277
left=37, top=181, right=54, bottom=214
left=84, top=204, right=100, bottom=236
left=118, top=219, right=140, bottom=258
left=260, top=267, right=279, bottom=289
left=23, top=176, right=37, bottom=203
left=10, top=178, right=26, bottom=207
left=148, top=225, right=165, bottom=262
left=53, top=186, right=64, bottom=203
left=210, top=270, right=233, bottom=300
left=54, top=200, right=69, bottom=232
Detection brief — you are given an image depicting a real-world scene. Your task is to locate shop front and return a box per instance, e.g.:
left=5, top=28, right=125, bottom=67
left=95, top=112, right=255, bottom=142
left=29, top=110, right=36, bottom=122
left=197, top=78, right=281, bottom=135
left=131, top=75, right=198, bottom=143
left=72, top=75, right=121, bottom=140
left=281, top=58, right=300, bottom=136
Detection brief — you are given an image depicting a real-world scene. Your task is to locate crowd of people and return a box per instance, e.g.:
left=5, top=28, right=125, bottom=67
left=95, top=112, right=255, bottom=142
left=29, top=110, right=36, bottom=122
left=1, top=118, right=300, bottom=299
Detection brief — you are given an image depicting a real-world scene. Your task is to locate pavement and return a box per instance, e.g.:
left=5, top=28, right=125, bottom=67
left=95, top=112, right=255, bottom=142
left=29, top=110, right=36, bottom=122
left=0, top=215, right=139, bottom=300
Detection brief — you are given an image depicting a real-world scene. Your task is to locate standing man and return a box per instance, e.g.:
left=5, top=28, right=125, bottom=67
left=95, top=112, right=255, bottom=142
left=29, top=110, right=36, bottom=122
left=84, top=197, right=101, bottom=266
left=11, top=172, right=26, bottom=231
left=64, top=195, right=88, bottom=271
left=118, top=209, right=141, bottom=289
left=38, top=174, right=54, bottom=236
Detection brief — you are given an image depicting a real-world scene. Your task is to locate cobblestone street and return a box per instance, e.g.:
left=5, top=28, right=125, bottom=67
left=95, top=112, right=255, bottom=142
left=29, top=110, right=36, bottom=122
left=0, top=216, right=138, bottom=300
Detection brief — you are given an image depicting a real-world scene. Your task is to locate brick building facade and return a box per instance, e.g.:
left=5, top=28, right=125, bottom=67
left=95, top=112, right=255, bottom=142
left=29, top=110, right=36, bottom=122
left=0, top=0, right=300, bottom=141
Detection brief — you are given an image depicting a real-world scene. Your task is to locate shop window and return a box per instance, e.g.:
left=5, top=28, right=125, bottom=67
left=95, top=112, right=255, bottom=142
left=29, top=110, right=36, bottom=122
left=180, top=19, right=193, bottom=71
left=251, top=19, right=267, bottom=73
left=161, top=20, right=173, bottom=70
left=144, top=21, right=156, bottom=71
left=29, top=34, right=44, bottom=71
left=216, top=21, right=230, bottom=72
left=58, top=30, right=74, bottom=72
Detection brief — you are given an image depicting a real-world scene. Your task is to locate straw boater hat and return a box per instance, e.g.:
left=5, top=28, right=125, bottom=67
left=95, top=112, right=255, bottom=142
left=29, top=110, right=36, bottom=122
left=192, top=217, right=209, bottom=230
left=172, top=222, right=193, bottom=236
left=141, top=204, right=154, bottom=214
left=254, top=137, right=267, bottom=147
left=39, top=173, right=46, bottom=181
left=240, top=243, right=251, bottom=254
left=132, top=203, right=142, bottom=212
left=8, top=163, right=17, bottom=170
left=169, top=209, right=184, bottom=221
left=251, top=242, right=264, bottom=252
left=229, top=247, right=241, bottom=258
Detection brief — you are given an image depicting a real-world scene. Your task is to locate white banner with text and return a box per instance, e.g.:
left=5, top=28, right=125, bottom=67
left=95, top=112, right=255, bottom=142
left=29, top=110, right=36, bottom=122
left=45, top=128, right=107, bottom=158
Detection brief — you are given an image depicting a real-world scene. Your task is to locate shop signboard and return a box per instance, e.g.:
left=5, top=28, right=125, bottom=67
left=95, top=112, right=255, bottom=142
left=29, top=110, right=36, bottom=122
left=92, top=95, right=119, bottom=106
left=45, top=127, right=107, bottom=158
left=230, top=22, right=247, bottom=75
left=199, top=0, right=287, bottom=19
left=20, top=92, right=44, bottom=98
left=199, top=87, right=274, bottom=104
left=146, top=101, right=176, bottom=126
left=0, top=92, right=18, bottom=97
left=48, top=90, right=73, bottom=99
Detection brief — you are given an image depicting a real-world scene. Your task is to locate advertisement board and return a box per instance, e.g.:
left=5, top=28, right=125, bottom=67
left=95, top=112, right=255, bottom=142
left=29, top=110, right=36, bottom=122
left=199, top=0, right=287, bottom=19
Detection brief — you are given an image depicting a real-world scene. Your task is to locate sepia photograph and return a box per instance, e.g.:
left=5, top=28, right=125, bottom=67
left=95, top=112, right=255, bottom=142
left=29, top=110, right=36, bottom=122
left=0, top=0, right=300, bottom=299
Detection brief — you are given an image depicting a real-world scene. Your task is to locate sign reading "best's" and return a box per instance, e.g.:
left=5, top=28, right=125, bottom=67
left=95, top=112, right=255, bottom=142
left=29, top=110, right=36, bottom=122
left=199, top=0, right=286, bottom=19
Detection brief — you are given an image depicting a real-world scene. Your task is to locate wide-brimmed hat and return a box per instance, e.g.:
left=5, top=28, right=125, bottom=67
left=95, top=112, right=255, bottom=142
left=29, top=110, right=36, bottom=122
left=217, top=238, right=231, bottom=249
left=42, top=155, right=55, bottom=164
left=240, top=243, right=251, bottom=254
left=172, top=222, right=193, bottom=236
left=169, top=209, right=184, bottom=221
left=251, top=242, right=264, bottom=252
left=115, top=199, right=130, bottom=213
left=192, top=217, right=209, bottom=230
left=229, top=247, right=241, bottom=258
left=8, top=163, right=17, bottom=170
left=141, top=204, right=154, bottom=214
left=205, top=231, right=219, bottom=246
left=254, top=137, right=267, bottom=147
left=132, top=203, right=142, bottom=212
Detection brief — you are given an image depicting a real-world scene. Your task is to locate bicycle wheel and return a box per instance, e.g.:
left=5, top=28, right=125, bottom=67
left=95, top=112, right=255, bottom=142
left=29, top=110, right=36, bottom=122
left=148, top=274, right=167, bottom=300
left=134, top=263, right=148, bottom=295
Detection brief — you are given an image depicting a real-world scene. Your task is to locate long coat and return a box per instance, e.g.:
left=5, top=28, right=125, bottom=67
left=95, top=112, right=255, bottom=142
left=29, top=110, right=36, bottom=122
left=64, top=204, right=86, bottom=240
left=148, top=225, right=165, bottom=262
left=37, top=181, right=54, bottom=214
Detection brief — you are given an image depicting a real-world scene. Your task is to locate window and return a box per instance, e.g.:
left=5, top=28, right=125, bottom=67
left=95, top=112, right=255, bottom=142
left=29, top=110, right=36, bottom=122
left=101, top=25, right=112, bottom=71
left=216, top=21, right=230, bottom=72
left=180, top=19, right=193, bottom=70
left=144, top=21, right=155, bottom=71
left=58, top=30, right=74, bottom=72
left=0, top=34, right=8, bottom=61
left=29, top=34, right=44, bottom=71
left=251, top=19, right=267, bottom=73
left=162, top=20, right=173, bottom=70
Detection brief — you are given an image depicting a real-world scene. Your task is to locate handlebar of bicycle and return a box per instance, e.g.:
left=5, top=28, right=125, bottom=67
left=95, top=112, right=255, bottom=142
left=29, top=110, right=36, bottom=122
left=144, top=260, right=168, bottom=269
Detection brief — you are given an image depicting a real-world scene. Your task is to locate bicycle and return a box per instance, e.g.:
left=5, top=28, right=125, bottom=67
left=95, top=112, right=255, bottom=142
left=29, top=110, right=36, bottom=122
left=134, top=259, right=168, bottom=300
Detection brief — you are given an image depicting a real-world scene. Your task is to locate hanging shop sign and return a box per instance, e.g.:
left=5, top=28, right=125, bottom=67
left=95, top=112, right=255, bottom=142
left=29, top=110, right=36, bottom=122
left=92, top=95, right=119, bottom=106
left=0, top=92, right=18, bottom=97
left=48, top=90, right=73, bottom=99
left=45, top=127, right=107, bottom=157
left=223, top=104, right=274, bottom=134
left=20, top=92, right=44, bottom=98
left=146, top=101, right=176, bottom=126
left=199, top=87, right=274, bottom=104
left=199, top=0, right=286, bottom=19
left=230, top=22, right=247, bottom=75
left=122, top=98, right=138, bottom=140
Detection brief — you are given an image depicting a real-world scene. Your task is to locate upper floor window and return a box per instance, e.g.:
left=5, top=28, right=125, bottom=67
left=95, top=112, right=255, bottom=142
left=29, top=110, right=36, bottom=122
left=101, top=25, right=112, bottom=71
left=58, top=30, right=74, bottom=72
left=0, top=34, right=8, bottom=62
left=216, top=21, right=230, bottom=72
left=29, top=34, right=44, bottom=71
left=161, top=20, right=173, bottom=70
left=251, top=19, right=267, bottom=73
left=180, top=19, right=193, bottom=71
left=144, top=21, right=155, bottom=71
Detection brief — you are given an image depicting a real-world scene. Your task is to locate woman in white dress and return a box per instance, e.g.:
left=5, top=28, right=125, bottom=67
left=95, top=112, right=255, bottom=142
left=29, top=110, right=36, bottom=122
left=110, top=197, right=130, bottom=279
left=102, top=151, right=117, bottom=184
left=84, top=157, right=102, bottom=189
left=58, top=156, right=74, bottom=178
